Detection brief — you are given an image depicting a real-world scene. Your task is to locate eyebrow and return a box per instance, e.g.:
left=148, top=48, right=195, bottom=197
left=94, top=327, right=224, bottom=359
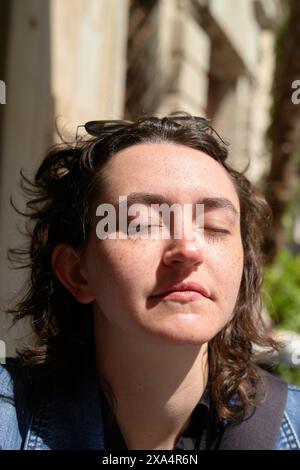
left=113, top=192, right=239, bottom=219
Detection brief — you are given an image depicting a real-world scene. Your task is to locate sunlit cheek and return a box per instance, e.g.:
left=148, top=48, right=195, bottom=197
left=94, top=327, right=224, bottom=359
left=92, top=240, right=154, bottom=284
left=207, top=241, right=243, bottom=283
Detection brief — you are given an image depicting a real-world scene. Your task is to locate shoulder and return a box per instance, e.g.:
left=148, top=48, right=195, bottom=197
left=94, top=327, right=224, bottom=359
left=0, top=358, right=23, bottom=399
left=276, top=383, right=300, bottom=450
left=286, top=383, right=300, bottom=404
left=285, top=384, right=300, bottom=433
left=0, top=361, right=13, bottom=397
left=255, top=367, right=300, bottom=450
left=0, top=359, right=32, bottom=450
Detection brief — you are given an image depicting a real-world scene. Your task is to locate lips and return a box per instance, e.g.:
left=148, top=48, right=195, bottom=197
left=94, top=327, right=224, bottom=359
left=151, top=281, right=212, bottom=300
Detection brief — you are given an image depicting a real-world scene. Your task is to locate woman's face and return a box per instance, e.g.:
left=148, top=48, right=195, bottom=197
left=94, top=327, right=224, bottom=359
left=81, top=142, right=244, bottom=345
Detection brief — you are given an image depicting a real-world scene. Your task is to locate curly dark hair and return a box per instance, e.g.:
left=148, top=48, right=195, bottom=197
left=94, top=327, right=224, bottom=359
left=6, top=112, right=279, bottom=424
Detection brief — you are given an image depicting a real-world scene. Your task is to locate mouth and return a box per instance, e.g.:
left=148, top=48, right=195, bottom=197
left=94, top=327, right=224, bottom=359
left=151, top=282, right=212, bottom=303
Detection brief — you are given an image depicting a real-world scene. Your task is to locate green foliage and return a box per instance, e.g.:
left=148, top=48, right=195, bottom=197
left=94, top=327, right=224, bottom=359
left=272, top=363, right=300, bottom=386
left=263, top=250, right=300, bottom=331
left=263, top=249, right=300, bottom=384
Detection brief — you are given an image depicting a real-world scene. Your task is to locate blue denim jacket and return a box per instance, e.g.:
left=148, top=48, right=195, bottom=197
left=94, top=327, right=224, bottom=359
left=1, top=361, right=300, bottom=450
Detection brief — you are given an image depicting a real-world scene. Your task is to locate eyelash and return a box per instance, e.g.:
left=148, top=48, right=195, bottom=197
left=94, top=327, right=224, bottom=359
left=204, top=228, right=230, bottom=242
left=128, top=224, right=230, bottom=238
left=129, top=224, right=161, bottom=230
left=127, top=224, right=161, bottom=235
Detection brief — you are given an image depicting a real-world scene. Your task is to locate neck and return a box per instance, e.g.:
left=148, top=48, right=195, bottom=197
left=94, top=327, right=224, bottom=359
left=94, top=313, right=209, bottom=450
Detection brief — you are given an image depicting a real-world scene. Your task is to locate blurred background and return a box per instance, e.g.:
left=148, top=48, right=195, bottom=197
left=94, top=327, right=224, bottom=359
left=0, top=0, right=300, bottom=383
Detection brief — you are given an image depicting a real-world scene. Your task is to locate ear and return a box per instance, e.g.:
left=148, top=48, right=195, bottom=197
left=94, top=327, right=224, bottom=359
left=51, top=244, right=95, bottom=304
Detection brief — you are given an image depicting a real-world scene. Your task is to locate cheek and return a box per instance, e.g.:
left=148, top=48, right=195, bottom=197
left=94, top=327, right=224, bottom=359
left=209, top=243, right=244, bottom=296
left=87, top=241, right=155, bottom=298
left=225, top=250, right=244, bottom=279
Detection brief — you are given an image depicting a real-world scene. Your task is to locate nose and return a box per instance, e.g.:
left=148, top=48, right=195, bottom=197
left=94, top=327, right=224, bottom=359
left=162, top=232, right=204, bottom=268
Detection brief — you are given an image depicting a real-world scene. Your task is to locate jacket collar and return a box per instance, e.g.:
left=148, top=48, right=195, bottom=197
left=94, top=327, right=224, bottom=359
left=23, top=363, right=287, bottom=450
left=24, top=362, right=105, bottom=450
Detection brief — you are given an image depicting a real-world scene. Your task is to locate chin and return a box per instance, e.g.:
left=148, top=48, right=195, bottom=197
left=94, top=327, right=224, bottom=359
left=145, top=321, right=220, bottom=346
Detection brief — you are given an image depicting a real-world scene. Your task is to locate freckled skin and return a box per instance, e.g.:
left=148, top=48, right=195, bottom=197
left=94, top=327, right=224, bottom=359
left=82, top=143, right=244, bottom=346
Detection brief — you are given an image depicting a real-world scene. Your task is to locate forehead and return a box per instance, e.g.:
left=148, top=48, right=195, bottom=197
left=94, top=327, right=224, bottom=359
left=102, top=142, right=240, bottom=209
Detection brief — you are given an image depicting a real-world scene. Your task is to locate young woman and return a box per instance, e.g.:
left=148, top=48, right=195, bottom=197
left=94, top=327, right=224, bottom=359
left=1, top=113, right=300, bottom=450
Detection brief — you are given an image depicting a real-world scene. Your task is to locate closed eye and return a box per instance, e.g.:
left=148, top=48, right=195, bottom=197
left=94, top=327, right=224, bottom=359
left=204, top=227, right=231, bottom=241
left=205, top=227, right=230, bottom=233
left=129, top=223, right=162, bottom=230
